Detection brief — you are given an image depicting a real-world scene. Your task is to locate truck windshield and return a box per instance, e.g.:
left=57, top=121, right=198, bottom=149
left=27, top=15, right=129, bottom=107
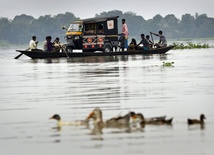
left=68, top=23, right=82, bottom=32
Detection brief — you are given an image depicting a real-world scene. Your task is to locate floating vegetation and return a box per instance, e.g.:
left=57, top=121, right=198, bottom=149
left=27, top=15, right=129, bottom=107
left=172, top=42, right=213, bottom=49
left=163, top=62, right=174, bottom=67
left=0, top=41, right=9, bottom=47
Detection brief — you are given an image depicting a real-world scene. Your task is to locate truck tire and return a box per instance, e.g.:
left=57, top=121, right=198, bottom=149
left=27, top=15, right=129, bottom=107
left=103, top=43, right=112, bottom=52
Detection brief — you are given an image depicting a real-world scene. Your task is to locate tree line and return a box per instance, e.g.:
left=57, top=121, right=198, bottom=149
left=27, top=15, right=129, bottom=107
left=0, top=10, right=214, bottom=44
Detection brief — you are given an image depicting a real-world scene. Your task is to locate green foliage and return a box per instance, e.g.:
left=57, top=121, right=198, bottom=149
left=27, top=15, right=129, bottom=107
left=0, top=11, right=214, bottom=45
left=0, top=40, right=9, bottom=47
left=173, top=42, right=211, bottom=49
left=0, top=12, right=79, bottom=45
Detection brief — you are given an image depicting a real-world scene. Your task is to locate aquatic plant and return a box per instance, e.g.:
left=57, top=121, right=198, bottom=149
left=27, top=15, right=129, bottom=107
left=0, top=40, right=9, bottom=47
left=172, top=42, right=212, bottom=49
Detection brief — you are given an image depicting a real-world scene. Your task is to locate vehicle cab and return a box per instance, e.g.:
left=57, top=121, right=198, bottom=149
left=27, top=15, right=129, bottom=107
left=63, top=16, right=119, bottom=52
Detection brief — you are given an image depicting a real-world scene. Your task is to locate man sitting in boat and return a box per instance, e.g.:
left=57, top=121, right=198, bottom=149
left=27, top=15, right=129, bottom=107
left=146, top=35, right=153, bottom=49
left=29, top=36, right=38, bottom=51
left=52, top=37, right=61, bottom=52
left=43, top=36, right=52, bottom=52
left=136, top=34, right=149, bottom=50
left=150, top=31, right=167, bottom=48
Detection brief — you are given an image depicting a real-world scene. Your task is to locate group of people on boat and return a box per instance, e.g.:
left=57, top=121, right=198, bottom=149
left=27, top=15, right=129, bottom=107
left=43, top=36, right=61, bottom=52
left=118, top=18, right=167, bottom=51
left=28, top=35, right=61, bottom=52
left=28, top=18, right=167, bottom=52
left=127, top=31, right=167, bottom=51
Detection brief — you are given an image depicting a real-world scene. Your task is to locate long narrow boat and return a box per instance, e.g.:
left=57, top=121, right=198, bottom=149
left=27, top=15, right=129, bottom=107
left=15, top=45, right=175, bottom=59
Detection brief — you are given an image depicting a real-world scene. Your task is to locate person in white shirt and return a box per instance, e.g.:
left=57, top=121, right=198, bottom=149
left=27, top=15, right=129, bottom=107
left=150, top=31, right=167, bottom=48
left=29, top=36, right=38, bottom=51
left=52, top=37, right=61, bottom=52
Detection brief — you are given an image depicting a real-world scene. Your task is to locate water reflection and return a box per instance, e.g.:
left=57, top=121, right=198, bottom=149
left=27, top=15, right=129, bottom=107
left=29, top=56, right=120, bottom=64
left=52, top=126, right=62, bottom=132
left=188, top=124, right=205, bottom=130
left=27, top=54, right=169, bottom=64
left=90, top=124, right=103, bottom=135
left=83, top=67, right=119, bottom=76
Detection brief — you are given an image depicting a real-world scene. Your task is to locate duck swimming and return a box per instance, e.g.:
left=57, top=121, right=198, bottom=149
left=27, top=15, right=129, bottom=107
left=86, top=108, right=135, bottom=127
left=105, top=111, right=136, bottom=125
left=49, top=114, right=89, bottom=127
left=132, top=113, right=173, bottom=126
left=187, top=114, right=206, bottom=125
left=86, top=108, right=103, bottom=126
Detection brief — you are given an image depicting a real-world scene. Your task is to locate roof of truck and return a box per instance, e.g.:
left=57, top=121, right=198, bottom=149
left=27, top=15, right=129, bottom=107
left=81, top=16, right=119, bottom=23
left=71, top=16, right=119, bottom=24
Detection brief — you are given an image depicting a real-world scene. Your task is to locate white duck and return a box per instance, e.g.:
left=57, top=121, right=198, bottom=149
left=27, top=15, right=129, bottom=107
left=49, top=114, right=89, bottom=127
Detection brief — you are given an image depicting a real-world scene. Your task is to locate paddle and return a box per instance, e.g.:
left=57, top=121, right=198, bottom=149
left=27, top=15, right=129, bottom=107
left=150, top=32, right=154, bottom=43
left=14, top=48, right=30, bottom=59
left=14, top=53, right=23, bottom=59
left=61, top=46, right=69, bottom=58
left=64, top=51, right=69, bottom=58
left=150, top=32, right=154, bottom=48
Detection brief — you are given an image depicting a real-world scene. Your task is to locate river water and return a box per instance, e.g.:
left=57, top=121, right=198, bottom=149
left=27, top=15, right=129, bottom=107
left=0, top=46, right=214, bottom=155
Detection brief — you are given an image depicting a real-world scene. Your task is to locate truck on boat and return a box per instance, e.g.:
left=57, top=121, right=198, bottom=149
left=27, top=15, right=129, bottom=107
left=62, top=16, right=119, bottom=53
left=15, top=16, right=175, bottom=59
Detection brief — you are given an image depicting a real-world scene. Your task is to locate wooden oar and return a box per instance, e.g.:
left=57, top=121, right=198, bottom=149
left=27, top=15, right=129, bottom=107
left=14, top=53, right=23, bottom=59
left=150, top=32, right=154, bottom=44
left=64, top=50, right=69, bottom=58
left=14, top=48, right=30, bottom=59
left=61, top=46, right=69, bottom=58
left=150, top=32, right=154, bottom=48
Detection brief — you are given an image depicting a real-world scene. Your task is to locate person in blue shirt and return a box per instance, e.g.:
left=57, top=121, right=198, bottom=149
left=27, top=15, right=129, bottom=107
left=136, top=34, right=149, bottom=50
left=146, top=35, right=153, bottom=49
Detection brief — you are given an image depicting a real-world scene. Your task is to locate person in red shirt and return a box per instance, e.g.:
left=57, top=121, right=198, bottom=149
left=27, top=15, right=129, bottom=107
left=118, top=19, right=129, bottom=51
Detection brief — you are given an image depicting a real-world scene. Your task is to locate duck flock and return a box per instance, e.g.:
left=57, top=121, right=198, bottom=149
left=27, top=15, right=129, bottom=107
left=49, top=108, right=206, bottom=131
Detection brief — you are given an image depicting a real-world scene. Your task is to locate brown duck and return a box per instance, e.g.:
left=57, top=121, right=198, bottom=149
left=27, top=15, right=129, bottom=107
left=187, top=114, right=206, bottom=125
left=87, top=108, right=135, bottom=127
left=132, top=113, right=173, bottom=126
left=105, top=111, right=136, bottom=125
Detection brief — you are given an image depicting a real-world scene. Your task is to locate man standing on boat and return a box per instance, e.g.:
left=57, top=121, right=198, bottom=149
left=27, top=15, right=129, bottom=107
left=150, top=31, right=167, bottom=48
left=118, top=19, right=129, bottom=51
left=29, top=36, right=38, bottom=51
left=122, top=19, right=129, bottom=50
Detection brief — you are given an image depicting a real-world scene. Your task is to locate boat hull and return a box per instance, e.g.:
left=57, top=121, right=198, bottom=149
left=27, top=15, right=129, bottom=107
left=16, top=46, right=175, bottom=59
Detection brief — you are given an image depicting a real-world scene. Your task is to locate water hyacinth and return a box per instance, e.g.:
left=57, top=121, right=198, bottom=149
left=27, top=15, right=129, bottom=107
left=172, top=42, right=212, bottom=49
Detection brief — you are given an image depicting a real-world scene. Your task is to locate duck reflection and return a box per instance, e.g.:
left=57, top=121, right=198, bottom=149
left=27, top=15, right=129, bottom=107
left=90, top=124, right=103, bottom=135
left=52, top=126, right=62, bottom=132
